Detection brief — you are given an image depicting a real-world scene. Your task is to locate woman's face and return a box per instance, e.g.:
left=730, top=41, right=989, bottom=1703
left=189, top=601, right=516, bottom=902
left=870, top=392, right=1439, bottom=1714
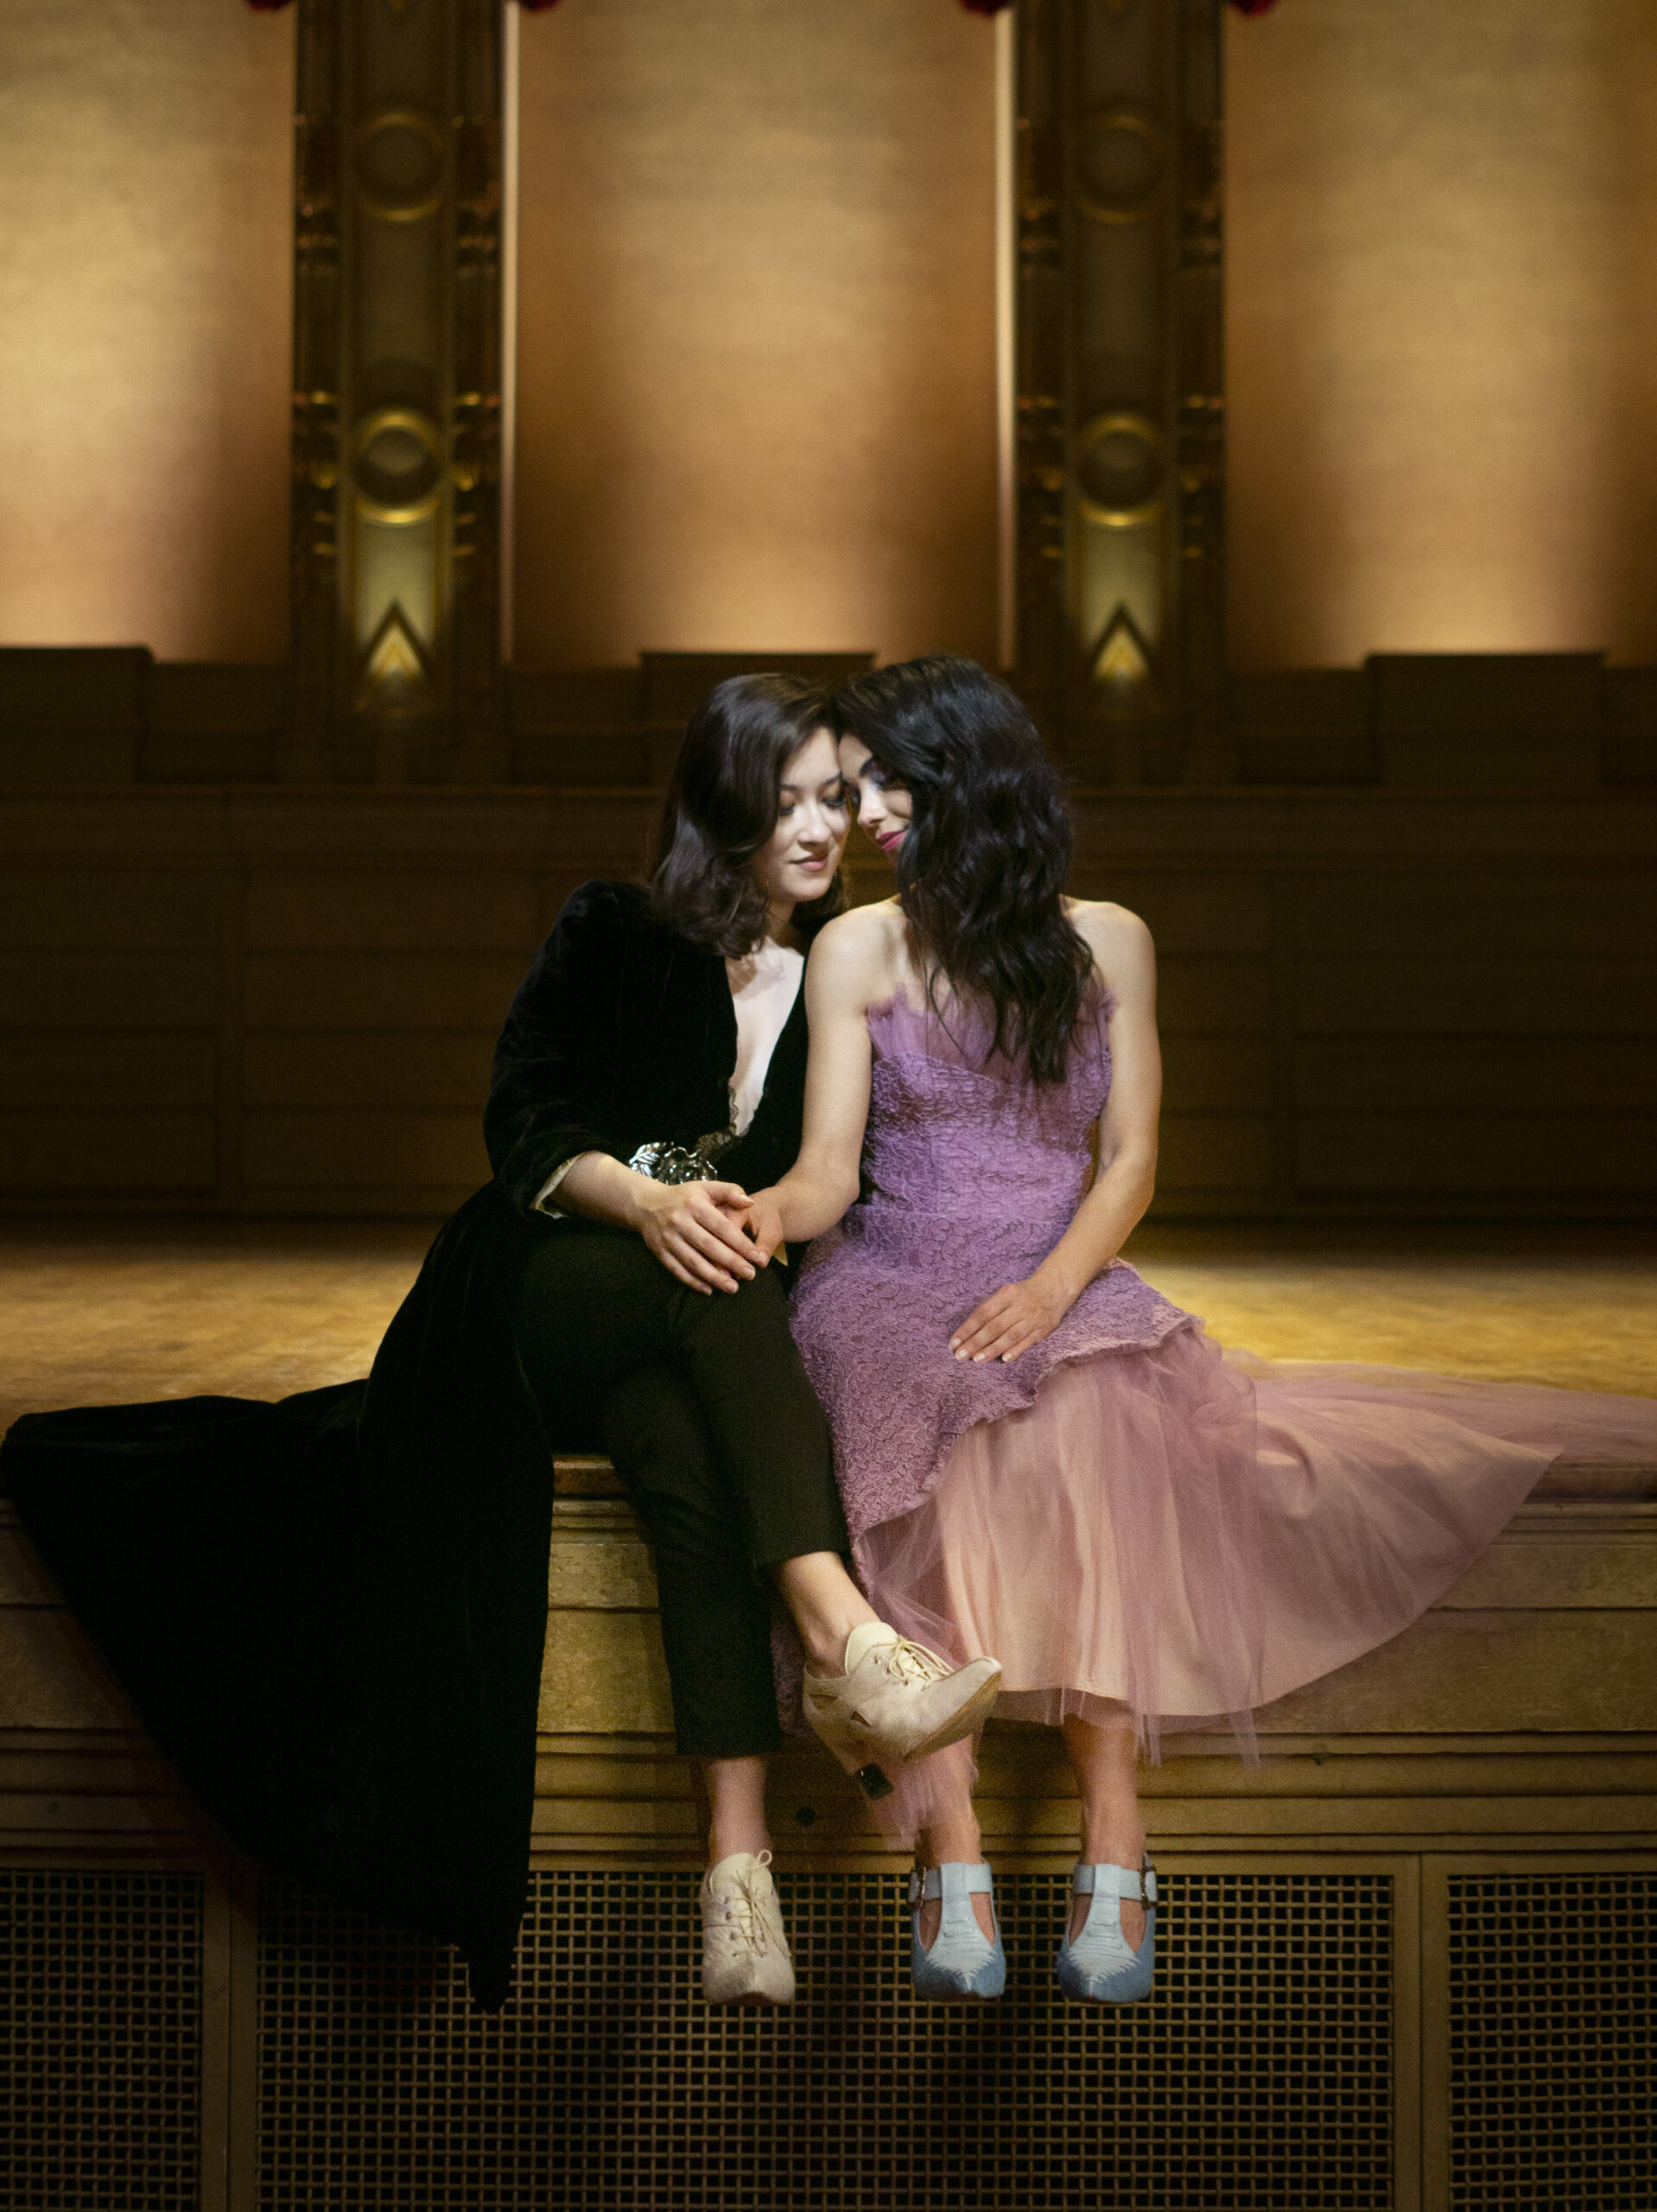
left=751, top=727, right=851, bottom=912
left=838, top=734, right=913, bottom=861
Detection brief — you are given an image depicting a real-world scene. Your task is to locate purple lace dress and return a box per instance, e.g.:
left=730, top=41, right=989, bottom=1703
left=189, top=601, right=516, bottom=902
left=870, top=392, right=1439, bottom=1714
left=789, top=990, right=1657, bottom=1763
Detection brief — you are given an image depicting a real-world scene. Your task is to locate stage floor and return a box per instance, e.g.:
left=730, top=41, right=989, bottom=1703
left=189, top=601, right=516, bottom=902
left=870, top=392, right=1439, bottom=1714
left=2, top=1217, right=1654, bottom=1436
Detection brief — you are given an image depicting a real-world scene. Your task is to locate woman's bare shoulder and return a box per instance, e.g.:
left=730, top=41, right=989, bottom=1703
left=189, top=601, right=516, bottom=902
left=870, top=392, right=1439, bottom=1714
left=814, top=898, right=907, bottom=949
left=1065, top=900, right=1156, bottom=1007
left=807, top=899, right=906, bottom=996
left=1064, top=898, right=1154, bottom=963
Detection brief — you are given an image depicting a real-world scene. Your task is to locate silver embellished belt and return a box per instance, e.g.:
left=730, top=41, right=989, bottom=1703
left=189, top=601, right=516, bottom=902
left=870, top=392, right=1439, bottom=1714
left=627, top=1128, right=735, bottom=1185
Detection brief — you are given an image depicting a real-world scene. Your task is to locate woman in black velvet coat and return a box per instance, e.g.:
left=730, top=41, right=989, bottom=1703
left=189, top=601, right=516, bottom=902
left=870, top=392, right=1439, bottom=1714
left=3, top=675, right=995, bottom=2011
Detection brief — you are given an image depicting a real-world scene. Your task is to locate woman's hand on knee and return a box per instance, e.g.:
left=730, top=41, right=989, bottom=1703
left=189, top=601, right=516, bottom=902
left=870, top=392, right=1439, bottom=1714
left=632, top=1179, right=768, bottom=1294
left=949, top=1265, right=1076, bottom=1363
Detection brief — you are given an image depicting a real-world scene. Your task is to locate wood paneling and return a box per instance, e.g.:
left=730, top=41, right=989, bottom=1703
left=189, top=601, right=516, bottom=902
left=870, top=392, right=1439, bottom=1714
left=537, top=1609, right=674, bottom=1737
left=241, top=1111, right=487, bottom=1194
left=244, top=873, right=539, bottom=953
left=1158, top=957, right=1274, bottom=1036
left=0, top=870, right=220, bottom=949
left=1261, top=1613, right=1657, bottom=1736
left=243, top=1033, right=495, bottom=1111
left=1158, top=1116, right=1275, bottom=1194
left=1298, top=1116, right=1657, bottom=1198
left=8, top=1494, right=1654, bottom=1778
left=1292, top=874, right=1657, bottom=958
left=0, top=1112, right=217, bottom=1198
left=1296, top=959, right=1657, bottom=1037
left=0, top=787, right=1652, bottom=1217
left=1105, top=874, right=1276, bottom=955
left=243, top=953, right=527, bottom=1033
left=0, top=954, right=219, bottom=1032
left=1160, top=1036, right=1275, bottom=1114
left=1295, top=1039, right=1657, bottom=1116
left=0, top=1036, right=215, bottom=1112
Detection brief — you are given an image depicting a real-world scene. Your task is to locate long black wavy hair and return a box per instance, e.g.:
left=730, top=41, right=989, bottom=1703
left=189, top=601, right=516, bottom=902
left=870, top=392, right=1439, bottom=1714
left=651, top=673, right=846, bottom=956
left=832, top=656, right=1095, bottom=1084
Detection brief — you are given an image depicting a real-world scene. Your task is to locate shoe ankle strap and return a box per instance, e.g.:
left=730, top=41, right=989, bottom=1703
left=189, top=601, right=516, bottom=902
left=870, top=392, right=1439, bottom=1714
left=909, top=1862, right=994, bottom=1905
left=1073, top=1862, right=1157, bottom=1904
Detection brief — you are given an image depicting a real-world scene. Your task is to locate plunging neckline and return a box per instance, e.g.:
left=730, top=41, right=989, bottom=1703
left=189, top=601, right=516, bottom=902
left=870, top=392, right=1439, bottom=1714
left=725, top=942, right=805, bottom=1135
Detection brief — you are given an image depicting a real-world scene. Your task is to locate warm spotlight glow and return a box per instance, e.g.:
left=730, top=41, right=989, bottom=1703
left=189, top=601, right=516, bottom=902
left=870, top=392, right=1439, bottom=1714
left=512, top=0, right=999, bottom=670
left=1227, top=0, right=1657, bottom=668
left=0, top=0, right=293, bottom=658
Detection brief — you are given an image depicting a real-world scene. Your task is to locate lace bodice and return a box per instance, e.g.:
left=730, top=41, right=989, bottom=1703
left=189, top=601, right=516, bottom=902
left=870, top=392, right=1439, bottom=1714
left=790, top=987, right=1188, bottom=1538
left=861, top=989, right=1111, bottom=1230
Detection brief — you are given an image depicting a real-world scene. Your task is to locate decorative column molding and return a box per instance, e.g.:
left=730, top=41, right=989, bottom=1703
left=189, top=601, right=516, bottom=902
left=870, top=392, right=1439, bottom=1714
left=1011, top=0, right=1230, bottom=785
left=283, top=0, right=506, bottom=784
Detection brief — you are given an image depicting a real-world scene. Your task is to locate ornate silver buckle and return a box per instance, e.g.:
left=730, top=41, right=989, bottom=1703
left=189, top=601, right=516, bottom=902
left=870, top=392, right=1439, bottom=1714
left=626, top=1129, right=734, bottom=1185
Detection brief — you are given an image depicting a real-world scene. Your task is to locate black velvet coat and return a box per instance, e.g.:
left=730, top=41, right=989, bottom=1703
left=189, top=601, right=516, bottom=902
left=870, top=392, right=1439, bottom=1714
left=2, top=881, right=810, bottom=2009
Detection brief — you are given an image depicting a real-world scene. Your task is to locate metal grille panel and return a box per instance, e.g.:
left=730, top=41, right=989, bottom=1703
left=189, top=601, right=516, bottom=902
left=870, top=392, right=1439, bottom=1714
left=1448, top=1872, right=1654, bottom=2209
left=0, top=1868, right=203, bottom=2212
left=258, top=1868, right=1393, bottom=2210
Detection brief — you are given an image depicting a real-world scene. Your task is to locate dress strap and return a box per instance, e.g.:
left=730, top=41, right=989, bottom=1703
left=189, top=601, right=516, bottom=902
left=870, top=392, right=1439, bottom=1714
left=910, top=1862, right=995, bottom=1904
left=1072, top=1862, right=1157, bottom=1904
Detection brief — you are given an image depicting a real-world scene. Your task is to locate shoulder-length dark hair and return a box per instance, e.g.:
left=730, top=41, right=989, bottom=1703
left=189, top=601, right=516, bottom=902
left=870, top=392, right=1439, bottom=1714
left=651, top=673, right=846, bottom=956
left=832, top=656, right=1094, bottom=1083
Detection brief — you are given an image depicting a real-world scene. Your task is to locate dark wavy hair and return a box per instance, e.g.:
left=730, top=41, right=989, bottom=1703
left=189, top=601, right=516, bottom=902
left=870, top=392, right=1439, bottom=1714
left=832, top=656, right=1094, bottom=1083
left=651, top=674, right=846, bottom=956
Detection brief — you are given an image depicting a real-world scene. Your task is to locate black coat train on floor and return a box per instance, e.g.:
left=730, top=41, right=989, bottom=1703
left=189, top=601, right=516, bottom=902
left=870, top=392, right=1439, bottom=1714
left=2, top=881, right=813, bottom=2009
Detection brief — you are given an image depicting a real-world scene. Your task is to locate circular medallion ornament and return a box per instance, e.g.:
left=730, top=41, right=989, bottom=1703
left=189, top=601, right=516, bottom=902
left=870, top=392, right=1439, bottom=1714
left=353, top=110, right=446, bottom=223
left=1075, top=412, right=1165, bottom=529
left=1076, top=108, right=1164, bottom=226
left=352, top=409, right=446, bottom=524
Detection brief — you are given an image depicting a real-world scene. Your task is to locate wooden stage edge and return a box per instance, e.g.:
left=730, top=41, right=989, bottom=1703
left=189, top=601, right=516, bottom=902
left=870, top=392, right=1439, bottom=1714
left=3, top=1470, right=1654, bottom=1870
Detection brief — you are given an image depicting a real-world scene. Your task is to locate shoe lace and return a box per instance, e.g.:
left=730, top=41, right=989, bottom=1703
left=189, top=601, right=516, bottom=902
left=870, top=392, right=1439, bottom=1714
left=708, top=1855, right=774, bottom=1957
left=874, top=1637, right=952, bottom=1688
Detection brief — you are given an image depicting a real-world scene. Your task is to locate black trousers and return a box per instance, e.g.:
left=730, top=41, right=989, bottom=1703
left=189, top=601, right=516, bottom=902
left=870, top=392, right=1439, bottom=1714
left=509, top=1225, right=848, bottom=1759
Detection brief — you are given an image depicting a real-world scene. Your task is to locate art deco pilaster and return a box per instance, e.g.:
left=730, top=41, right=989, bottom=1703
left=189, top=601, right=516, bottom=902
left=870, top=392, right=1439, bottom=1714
left=284, top=0, right=506, bottom=783
left=1012, top=0, right=1229, bottom=785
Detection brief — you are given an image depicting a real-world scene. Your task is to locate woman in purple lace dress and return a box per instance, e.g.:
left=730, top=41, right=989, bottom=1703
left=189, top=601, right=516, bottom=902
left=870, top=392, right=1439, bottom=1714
left=745, top=657, right=1657, bottom=2007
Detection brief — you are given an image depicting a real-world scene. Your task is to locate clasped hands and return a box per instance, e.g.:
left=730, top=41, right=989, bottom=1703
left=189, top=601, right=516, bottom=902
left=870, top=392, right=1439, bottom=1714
left=634, top=1178, right=1076, bottom=1361
left=629, top=1177, right=774, bottom=1295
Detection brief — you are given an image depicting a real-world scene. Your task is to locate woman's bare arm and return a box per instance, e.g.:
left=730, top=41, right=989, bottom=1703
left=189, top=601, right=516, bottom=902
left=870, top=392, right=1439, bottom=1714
left=948, top=904, right=1161, bottom=1363
left=742, top=909, right=892, bottom=1255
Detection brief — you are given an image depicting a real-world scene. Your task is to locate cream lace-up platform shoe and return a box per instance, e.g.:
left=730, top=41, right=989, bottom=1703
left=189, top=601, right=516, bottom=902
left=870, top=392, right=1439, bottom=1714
left=802, top=1623, right=1002, bottom=1800
left=700, top=1850, right=796, bottom=2005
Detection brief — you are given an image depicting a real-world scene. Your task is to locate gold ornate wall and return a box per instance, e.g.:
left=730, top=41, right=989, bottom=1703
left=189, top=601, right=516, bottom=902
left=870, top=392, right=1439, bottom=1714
left=1227, top=0, right=1657, bottom=671
left=511, top=0, right=1000, bottom=671
left=0, top=0, right=295, bottom=663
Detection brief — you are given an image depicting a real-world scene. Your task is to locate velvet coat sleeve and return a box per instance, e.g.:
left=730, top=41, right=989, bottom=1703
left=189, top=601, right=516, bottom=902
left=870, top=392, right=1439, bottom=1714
left=485, top=879, right=638, bottom=1218
left=485, top=879, right=742, bottom=1220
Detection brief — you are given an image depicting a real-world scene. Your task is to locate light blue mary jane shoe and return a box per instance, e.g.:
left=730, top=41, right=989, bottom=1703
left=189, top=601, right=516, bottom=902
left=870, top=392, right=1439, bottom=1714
left=1056, top=1861, right=1157, bottom=2004
left=910, top=1863, right=1006, bottom=2001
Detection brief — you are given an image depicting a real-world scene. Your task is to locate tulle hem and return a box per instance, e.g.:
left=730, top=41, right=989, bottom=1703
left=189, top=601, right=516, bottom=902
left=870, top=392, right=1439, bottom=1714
left=848, top=1329, right=1657, bottom=1847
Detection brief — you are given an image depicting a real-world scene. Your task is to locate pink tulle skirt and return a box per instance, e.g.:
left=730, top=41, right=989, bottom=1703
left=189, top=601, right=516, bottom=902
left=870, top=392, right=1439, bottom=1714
left=854, top=1322, right=1657, bottom=1827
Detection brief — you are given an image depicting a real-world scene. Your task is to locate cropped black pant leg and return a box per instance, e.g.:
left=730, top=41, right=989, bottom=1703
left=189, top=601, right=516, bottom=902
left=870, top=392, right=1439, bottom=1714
left=600, top=1370, right=781, bottom=1758
left=508, top=1224, right=848, bottom=1760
